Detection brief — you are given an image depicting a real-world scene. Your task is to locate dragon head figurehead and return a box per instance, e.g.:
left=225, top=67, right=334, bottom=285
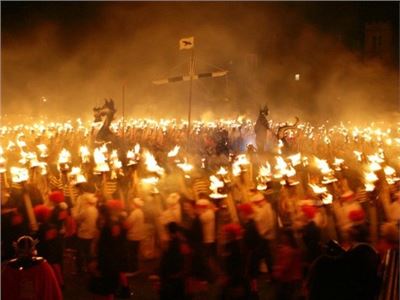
left=260, top=104, right=269, bottom=117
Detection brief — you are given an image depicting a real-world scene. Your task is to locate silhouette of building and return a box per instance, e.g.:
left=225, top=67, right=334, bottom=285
left=364, top=21, right=396, bottom=67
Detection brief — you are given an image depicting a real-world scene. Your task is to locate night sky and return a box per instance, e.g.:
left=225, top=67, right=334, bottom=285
left=1, top=2, right=399, bottom=120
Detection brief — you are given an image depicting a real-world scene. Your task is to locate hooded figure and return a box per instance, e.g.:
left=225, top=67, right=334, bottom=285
left=125, top=198, right=145, bottom=273
left=159, top=193, right=182, bottom=247
left=72, top=192, right=98, bottom=274
left=1, top=236, right=63, bottom=300
left=251, top=193, right=276, bottom=274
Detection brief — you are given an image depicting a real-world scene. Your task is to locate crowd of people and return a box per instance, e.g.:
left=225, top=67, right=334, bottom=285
left=1, top=117, right=399, bottom=300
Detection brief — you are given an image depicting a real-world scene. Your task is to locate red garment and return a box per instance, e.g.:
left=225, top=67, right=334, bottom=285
left=64, top=215, right=77, bottom=237
left=273, top=245, right=302, bottom=282
left=1, top=260, right=63, bottom=300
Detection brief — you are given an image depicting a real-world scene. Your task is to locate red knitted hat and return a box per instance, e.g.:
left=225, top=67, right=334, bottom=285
left=34, top=205, right=52, bottom=222
left=223, top=223, right=243, bottom=238
left=49, top=191, right=65, bottom=203
left=348, top=209, right=365, bottom=222
left=106, top=199, right=125, bottom=210
left=301, top=204, right=317, bottom=220
left=237, top=203, right=254, bottom=216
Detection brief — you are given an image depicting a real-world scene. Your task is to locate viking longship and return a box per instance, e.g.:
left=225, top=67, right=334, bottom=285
left=254, top=104, right=299, bottom=153
left=93, top=99, right=118, bottom=145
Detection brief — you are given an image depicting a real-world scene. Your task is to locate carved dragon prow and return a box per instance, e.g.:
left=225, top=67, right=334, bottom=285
left=277, top=116, right=299, bottom=140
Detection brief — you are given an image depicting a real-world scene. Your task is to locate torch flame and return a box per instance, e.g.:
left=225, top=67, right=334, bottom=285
left=134, top=143, right=140, bottom=153
left=274, top=156, right=287, bottom=179
left=287, top=153, right=301, bottom=167
left=314, top=156, right=332, bottom=175
left=177, top=159, right=193, bottom=173
left=209, top=175, right=227, bottom=198
left=37, top=144, right=48, bottom=158
left=383, top=165, right=399, bottom=185
left=232, top=154, right=249, bottom=176
left=16, top=133, right=27, bottom=148
left=209, top=175, right=224, bottom=190
left=216, top=166, right=228, bottom=176
left=143, top=150, right=164, bottom=176
left=353, top=151, right=363, bottom=162
left=259, top=162, right=272, bottom=177
left=110, top=150, right=122, bottom=169
left=167, top=145, right=180, bottom=158
left=367, top=154, right=384, bottom=164
left=141, top=176, right=159, bottom=185
left=309, top=183, right=327, bottom=194
left=70, top=167, right=82, bottom=176
left=79, top=146, right=91, bottom=163
left=7, top=141, right=16, bottom=151
left=0, top=147, right=6, bottom=173
left=10, top=167, right=29, bottom=183
left=384, top=166, right=395, bottom=176
left=58, top=148, right=71, bottom=164
left=322, top=193, right=333, bottom=205
left=364, top=171, right=378, bottom=189
left=93, top=147, right=109, bottom=172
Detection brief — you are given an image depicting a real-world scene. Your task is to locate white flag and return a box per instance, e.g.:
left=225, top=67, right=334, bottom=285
left=179, top=37, right=194, bottom=50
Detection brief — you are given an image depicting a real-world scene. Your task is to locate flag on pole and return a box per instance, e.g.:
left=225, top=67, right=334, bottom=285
left=179, top=37, right=194, bottom=50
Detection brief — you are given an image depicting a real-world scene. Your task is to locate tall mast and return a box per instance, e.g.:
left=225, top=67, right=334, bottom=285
left=187, top=48, right=195, bottom=144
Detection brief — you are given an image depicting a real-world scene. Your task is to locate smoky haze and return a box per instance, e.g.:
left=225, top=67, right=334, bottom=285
left=1, top=2, right=399, bottom=123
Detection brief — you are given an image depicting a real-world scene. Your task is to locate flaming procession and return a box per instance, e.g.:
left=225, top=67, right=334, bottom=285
left=1, top=2, right=399, bottom=300
left=1, top=113, right=400, bottom=297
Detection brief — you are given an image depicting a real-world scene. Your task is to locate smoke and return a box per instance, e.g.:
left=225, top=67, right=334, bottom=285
left=1, top=2, right=398, bottom=123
